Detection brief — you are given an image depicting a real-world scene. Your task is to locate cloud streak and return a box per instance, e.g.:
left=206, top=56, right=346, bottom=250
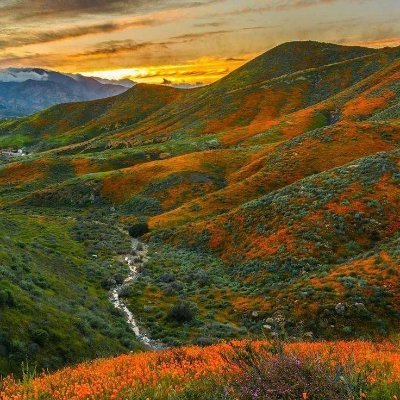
left=0, top=18, right=157, bottom=50
left=70, top=39, right=169, bottom=58
left=0, top=0, right=225, bottom=50
left=67, top=25, right=269, bottom=60
left=171, top=26, right=271, bottom=41
left=0, top=0, right=220, bottom=21
left=221, top=0, right=355, bottom=16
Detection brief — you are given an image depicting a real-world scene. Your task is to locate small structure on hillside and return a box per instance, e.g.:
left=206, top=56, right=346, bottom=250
left=0, top=148, right=26, bottom=158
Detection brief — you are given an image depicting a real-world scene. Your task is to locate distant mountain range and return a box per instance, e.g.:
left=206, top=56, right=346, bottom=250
left=0, top=68, right=135, bottom=118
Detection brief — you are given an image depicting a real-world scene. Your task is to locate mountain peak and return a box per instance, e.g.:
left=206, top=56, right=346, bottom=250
left=213, top=40, right=378, bottom=92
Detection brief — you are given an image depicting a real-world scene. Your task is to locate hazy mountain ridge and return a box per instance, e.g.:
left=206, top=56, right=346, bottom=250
left=0, top=68, right=133, bottom=118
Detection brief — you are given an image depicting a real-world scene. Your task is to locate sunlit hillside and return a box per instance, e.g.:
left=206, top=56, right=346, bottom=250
left=1, top=340, right=400, bottom=399
left=0, top=41, right=399, bottom=391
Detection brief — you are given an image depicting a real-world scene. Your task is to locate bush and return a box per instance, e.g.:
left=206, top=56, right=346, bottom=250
left=168, top=302, right=195, bottom=323
left=128, top=223, right=149, bottom=238
left=32, top=329, right=50, bottom=346
left=223, top=343, right=369, bottom=400
left=122, top=196, right=162, bottom=216
left=0, top=289, right=15, bottom=307
left=101, top=277, right=116, bottom=290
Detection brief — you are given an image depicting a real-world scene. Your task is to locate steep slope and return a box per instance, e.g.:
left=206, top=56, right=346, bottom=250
left=100, top=43, right=399, bottom=148
left=149, top=121, right=400, bottom=229
left=145, top=151, right=400, bottom=339
left=0, top=212, right=140, bottom=376
left=212, top=41, right=378, bottom=91
left=170, top=150, right=400, bottom=264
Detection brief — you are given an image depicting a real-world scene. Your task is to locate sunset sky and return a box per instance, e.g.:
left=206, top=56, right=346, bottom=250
left=1, top=0, right=399, bottom=84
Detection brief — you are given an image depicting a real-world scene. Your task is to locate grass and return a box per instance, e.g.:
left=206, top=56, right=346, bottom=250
left=0, top=211, right=141, bottom=376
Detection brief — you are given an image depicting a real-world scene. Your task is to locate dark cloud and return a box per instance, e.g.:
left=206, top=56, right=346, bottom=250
left=71, top=24, right=267, bottom=59
left=0, top=0, right=220, bottom=21
left=0, top=22, right=272, bottom=67
left=225, top=57, right=246, bottom=62
left=193, top=21, right=225, bottom=28
left=171, top=26, right=268, bottom=41
left=70, top=39, right=169, bottom=58
left=0, top=19, right=156, bottom=50
left=0, top=0, right=225, bottom=50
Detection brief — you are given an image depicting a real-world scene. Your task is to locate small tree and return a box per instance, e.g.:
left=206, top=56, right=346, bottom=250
left=0, top=289, right=15, bottom=307
left=32, top=329, right=49, bottom=346
left=128, top=223, right=149, bottom=238
left=168, top=302, right=195, bottom=323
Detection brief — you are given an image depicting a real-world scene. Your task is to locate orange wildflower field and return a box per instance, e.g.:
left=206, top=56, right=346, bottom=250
left=1, top=340, right=399, bottom=400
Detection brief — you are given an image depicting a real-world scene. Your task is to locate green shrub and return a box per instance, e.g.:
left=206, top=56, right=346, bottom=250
left=168, top=302, right=195, bottom=323
left=32, top=329, right=49, bottom=346
left=0, top=289, right=15, bottom=307
left=128, top=223, right=149, bottom=238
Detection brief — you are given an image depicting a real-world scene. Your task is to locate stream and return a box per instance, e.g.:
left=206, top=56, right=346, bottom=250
left=110, top=238, right=160, bottom=349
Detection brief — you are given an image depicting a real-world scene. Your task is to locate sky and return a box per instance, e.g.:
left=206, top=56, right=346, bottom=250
left=0, top=0, right=399, bottom=84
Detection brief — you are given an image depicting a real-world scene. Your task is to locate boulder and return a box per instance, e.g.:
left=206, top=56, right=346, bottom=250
left=335, top=303, right=346, bottom=315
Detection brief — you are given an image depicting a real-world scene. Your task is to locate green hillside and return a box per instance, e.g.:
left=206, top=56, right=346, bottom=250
left=0, top=40, right=399, bottom=375
left=0, top=212, right=141, bottom=376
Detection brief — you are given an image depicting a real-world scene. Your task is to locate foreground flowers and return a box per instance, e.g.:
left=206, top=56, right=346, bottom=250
left=1, top=340, right=399, bottom=399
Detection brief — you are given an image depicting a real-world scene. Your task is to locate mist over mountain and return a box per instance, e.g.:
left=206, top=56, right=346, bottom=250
left=0, top=68, right=133, bottom=118
left=90, top=76, right=136, bottom=88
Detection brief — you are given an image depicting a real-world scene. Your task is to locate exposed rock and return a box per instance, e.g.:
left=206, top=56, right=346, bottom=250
left=304, top=331, right=313, bottom=339
left=251, top=311, right=259, bottom=318
left=335, top=303, right=346, bottom=315
left=262, top=324, right=272, bottom=331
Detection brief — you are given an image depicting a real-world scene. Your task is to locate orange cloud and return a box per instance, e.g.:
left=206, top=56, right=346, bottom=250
left=80, top=55, right=254, bottom=84
left=347, top=37, right=400, bottom=48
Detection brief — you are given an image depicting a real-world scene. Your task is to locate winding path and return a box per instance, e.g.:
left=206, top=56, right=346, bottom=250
left=110, top=238, right=160, bottom=349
